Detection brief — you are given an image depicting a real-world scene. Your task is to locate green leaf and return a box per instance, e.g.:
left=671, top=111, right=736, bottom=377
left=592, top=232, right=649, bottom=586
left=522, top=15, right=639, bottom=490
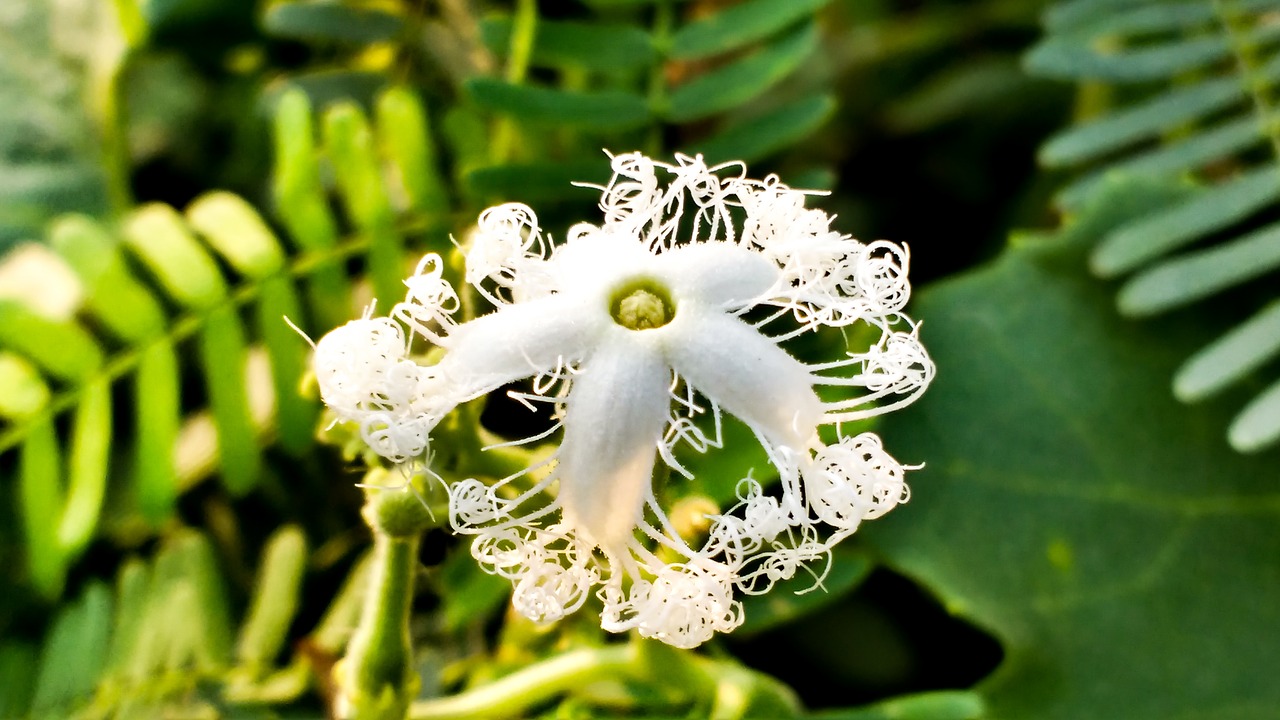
left=323, top=101, right=404, bottom=306
left=737, top=545, right=874, bottom=636
left=31, top=581, right=112, bottom=715
left=0, top=301, right=103, bottom=383
left=1037, top=73, right=1253, bottom=167
left=133, top=341, right=181, bottom=523
left=56, top=377, right=111, bottom=556
left=666, top=21, right=817, bottom=123
left=1118, top=219, right=1280, bottom=317
left=480, top=16, right=655, bottom=72
left=122, top=203, right=227, bottom=309
left=186, top=192, right=286, bottom=279
left=1229, top=374, right=1280, bottom=452
left=200, top=305, right=261, bottom=495
left=237, top=526, right=308, bottom=670
left=50, top=214, right=167, bottom=341
left=1055, top=115, right=1265, bottom=209
left=695, top=93, right=835, bottom=164
left=1024, top=23, right=1280, bottom=82
left=271, top=87, right=350, bottom=332
left=376, top=86, right=450, bottom=218
left=258, top=275, right=317, bottom=455
left=262, top=1, right=404, bottom=44
left=867, top=184, right=1280, bottom=719
left=670, top=0, right=829, bottom=60
left=1091, top=166, right=1280, bottom=277
left=1174, top=301, right=1280, bottom=403
left=465, top=78, right=651, bottom=131
left=104, top=558, right=150, bottom=681
left=0, top=351, right=49, bottom=419
left=20, top=419, right=65, bottom=598
left=173, top=530, right=235, bottom=671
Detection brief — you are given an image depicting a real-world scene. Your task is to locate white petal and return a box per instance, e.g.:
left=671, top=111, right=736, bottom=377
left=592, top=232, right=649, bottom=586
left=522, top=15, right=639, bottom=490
left=558, top=329, right=671, bottom=554
left=664, top=310, right=820, bottom=450
left=655, top=242, right=778, bottom=310
left=549, top=226, right=653, bottom=296
left=433, top=293, right=606, bottom=401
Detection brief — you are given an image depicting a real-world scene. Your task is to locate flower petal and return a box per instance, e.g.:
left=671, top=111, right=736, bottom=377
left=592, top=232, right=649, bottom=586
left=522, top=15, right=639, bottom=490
left=664, top=310, right=820, bottom=450
left=655, top=241, right=778, bottom=310
left=433, top=293, right=606, bottom=401
left=558, top=329, right=672, bottom=554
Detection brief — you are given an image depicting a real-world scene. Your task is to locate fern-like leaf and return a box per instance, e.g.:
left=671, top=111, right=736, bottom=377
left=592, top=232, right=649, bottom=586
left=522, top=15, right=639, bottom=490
left=1028, top=0, right=1280, bottom=452
left=0, top=85, right=448, bottom=598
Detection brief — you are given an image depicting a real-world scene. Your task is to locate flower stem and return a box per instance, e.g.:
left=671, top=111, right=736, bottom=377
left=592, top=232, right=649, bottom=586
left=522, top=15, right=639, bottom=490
left=338, top=489, right=433, bottom=719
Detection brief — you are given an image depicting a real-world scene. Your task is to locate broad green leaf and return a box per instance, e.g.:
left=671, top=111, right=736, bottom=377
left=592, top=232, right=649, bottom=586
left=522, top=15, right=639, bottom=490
left=666, top=22, right=817, bottom=122
left=1092, top=166, right=1280, bottom=277
left=695, top=94, right=835, bottom=164
left=122, top=203, right=227, bottom=309
left=0, top=352, right=49, bottom=419
left=810, top=691, right=986, bottom=720
left=237, top=526, right=308, bottom=670
left=1119, top=219, right=1280, bottom=317
left=323, top=102, right=404, bottom=306
left=30, top=581, right=112, bottom=715
left=669, top=0, right=829, bottom=60
left=1174, top=301, right=1280, bottom=402
left=1045, top=0, right=1274, bottom=37
left=271, top=88, right=350, bottom=331
left=186, top=192, right=286, bottom=279
left=736, top=545, right=874, bottom=636
left=480, top=16, right=655, bottom=72
left=867, top=183, right=1280, bottom=719
left=263, top=1, right=404, bottom=44
left=1056, top=115, right=1265, bottom=209
left=1229, top=375, right=1280, bottom=452
left=200, top=305, right=261, bottom=494
left=20, top=419, right=65, bottom=598
left=465, top=78, right=651, bottom=131
left=50, top=214, right=167, bottom=341
left=0, top=300, right=103, bottom=383
left=57, top=377, right=111, bottom=556
left=133, top=341, right=180, bottom=523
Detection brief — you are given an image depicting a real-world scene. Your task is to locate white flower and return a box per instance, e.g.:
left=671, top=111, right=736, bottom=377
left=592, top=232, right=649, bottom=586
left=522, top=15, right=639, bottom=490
left=314, top=152, right=935, bottom=648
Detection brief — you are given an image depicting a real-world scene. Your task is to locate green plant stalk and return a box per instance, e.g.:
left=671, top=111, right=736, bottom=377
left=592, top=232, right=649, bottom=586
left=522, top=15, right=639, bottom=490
left=409, top=641, right=801, bottom=720
left=340, top=530, right=420, bottom=720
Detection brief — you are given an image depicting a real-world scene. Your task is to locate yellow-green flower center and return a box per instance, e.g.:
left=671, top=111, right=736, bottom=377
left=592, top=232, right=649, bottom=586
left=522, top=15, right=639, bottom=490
left=610, top=278, right=676, bottom=330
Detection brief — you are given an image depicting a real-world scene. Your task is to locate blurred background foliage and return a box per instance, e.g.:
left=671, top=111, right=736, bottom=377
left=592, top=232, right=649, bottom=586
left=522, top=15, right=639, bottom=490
left=0, top=0, right=1276, bottom=718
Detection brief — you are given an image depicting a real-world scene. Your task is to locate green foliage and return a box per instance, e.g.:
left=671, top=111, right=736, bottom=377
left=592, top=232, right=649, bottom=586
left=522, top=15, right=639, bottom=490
left=0, top=526, right=337, bottom=719
left=0, top=83, right=449, bottom=599
left=1027, top=0, right=1280, bottom=451
left=868, top=182, right=1280, bottom=718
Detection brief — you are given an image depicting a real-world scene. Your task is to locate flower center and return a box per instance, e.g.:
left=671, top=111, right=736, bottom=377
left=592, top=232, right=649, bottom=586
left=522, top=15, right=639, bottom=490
left=609, top=278, right=676, bottom=331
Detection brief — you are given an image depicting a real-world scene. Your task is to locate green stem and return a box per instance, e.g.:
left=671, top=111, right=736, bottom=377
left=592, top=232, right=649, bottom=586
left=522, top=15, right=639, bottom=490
left=341, top=530, right=421, bottom=720
left=409, top=646, right=636, bottom=720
